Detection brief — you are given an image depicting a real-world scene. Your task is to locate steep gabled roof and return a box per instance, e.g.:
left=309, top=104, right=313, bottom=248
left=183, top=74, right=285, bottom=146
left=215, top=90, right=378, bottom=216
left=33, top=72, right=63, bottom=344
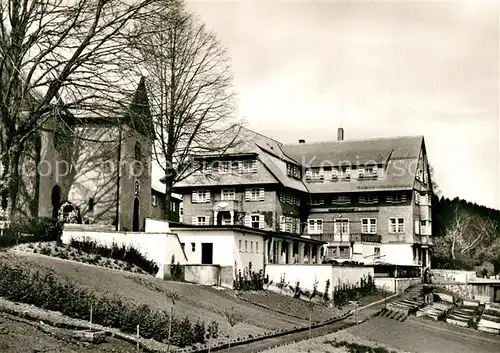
left=122, top=76, right=154, bottom=137
left=283, top=136, right=424, bottom=193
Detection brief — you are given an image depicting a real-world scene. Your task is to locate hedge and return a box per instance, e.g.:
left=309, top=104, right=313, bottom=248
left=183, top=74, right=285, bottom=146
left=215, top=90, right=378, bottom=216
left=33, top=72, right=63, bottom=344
left=0, top=261, right=217, bottom=347
left=69, top=238, right=159, bottom=275
left=0, top=217, right=63, bottom=248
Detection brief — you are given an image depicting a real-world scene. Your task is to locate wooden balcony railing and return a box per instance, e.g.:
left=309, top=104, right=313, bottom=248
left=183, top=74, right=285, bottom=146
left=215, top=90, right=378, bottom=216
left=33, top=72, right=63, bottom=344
left=349, top=233, right=382, bottom=243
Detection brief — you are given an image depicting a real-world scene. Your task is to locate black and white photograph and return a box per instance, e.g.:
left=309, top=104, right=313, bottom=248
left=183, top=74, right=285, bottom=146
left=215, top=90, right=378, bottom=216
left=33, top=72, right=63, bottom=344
left=0, top=0, right=499, bottom=352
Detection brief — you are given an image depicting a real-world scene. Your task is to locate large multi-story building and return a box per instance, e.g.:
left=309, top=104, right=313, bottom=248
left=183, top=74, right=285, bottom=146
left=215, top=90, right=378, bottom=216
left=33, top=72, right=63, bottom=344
left=172, top=127, right=433, bottom=269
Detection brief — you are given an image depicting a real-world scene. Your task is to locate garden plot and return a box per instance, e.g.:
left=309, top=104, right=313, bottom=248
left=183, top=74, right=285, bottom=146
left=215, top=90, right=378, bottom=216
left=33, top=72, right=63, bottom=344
left=416, top=302, right=453, bottom=320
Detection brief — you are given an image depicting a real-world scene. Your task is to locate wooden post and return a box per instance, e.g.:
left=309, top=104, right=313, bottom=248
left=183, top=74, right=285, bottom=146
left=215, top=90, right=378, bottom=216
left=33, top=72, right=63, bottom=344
left=136, top=325, right=140, bottom=353
left=89, top=302, right=92, bottom=330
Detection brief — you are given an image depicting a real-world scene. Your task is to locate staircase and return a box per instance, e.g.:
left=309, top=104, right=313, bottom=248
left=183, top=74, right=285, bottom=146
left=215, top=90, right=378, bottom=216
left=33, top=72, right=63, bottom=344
left=477, top=303, right=500, bottom=334
left=375, top=308, right=408, bottom=322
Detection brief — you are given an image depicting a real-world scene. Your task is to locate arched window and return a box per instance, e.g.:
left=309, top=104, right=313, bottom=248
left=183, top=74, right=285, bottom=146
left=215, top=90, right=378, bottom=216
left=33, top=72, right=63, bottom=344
left=135, top=142, right=141, bottom=161
left=134, top=180, right=140, bottom=195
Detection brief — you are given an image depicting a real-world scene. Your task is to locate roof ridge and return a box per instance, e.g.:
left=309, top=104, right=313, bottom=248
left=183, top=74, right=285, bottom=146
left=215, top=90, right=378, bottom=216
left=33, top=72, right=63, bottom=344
left=283, top=135, right=423, bottom=146
left=242, top=126, right=283, bottom=146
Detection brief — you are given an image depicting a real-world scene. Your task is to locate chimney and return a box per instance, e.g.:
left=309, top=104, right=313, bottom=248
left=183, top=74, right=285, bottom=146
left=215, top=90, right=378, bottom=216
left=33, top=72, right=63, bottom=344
left=337, top=127, right=344, bottom=141
left=298, top=139, right=305, bottom=144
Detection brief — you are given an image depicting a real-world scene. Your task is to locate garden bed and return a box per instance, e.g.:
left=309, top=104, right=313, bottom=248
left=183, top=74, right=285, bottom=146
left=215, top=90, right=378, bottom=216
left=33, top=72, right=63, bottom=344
left=12, top=241, right=151, bottom=275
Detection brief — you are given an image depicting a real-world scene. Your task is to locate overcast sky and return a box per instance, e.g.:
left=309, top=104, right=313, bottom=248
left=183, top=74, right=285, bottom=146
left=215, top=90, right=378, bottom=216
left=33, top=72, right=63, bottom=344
left=178, top=0, right=499, bottom=210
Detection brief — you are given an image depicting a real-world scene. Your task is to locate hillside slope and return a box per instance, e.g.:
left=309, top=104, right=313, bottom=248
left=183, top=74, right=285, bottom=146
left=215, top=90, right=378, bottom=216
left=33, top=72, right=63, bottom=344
left=0, top=252, right=342, bottom=339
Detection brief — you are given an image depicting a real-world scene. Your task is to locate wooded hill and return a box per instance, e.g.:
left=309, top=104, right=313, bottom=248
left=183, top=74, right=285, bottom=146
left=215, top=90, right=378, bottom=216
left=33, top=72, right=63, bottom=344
left=432, top=195, right=500, bottom=274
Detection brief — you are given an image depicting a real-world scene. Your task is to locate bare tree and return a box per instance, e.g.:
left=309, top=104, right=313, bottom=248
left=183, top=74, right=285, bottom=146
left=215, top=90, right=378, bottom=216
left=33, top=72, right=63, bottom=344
left=435, top=205, right=498, bottom=260
left=0, top=0, right=156, bottom=219
left=131, top=0, right=242, bottom=220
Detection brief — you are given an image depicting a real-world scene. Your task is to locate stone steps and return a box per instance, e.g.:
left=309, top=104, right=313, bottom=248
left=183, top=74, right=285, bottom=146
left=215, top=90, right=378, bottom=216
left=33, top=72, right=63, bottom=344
left=376, top=308, right=407, bottom=322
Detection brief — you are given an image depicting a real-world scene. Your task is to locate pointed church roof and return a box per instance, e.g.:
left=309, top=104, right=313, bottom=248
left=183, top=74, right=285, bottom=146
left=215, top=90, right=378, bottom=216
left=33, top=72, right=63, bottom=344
left=122, top=76, right=154, bottom=137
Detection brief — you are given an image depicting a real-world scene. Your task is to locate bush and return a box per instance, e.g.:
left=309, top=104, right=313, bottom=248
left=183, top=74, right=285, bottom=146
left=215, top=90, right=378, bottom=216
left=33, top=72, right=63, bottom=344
left=233, top=262, right=264, bottom=291
left=69, top=238, right=159, bottom=275
left=0, top=217, right=63, bottom=248
left=0, top=261, right=207, bottom=347
left=332, top=274, right=377, bottom=307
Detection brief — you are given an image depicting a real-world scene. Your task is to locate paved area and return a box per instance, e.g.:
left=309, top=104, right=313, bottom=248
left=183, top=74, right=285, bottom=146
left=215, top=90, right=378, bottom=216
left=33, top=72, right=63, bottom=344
left=346, top=316, right=500, bottom=353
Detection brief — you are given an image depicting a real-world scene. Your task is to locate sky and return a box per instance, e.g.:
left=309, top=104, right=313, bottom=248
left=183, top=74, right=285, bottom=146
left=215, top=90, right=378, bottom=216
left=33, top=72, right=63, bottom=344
left=173, top=0, right=500, bottom=210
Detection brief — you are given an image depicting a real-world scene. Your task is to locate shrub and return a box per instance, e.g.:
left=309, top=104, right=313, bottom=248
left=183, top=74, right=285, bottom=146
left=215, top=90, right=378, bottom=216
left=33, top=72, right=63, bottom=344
left=233, top=262, right=264, bottom=291
left=0, top=261, right=206, bottom=347
left=170, top=255, right=184, bottom=281
left=0, top=217, right=63, bottom=248
left=69, top=238, right=159, bottom=275
left=332, top=274, right=377, bottom=307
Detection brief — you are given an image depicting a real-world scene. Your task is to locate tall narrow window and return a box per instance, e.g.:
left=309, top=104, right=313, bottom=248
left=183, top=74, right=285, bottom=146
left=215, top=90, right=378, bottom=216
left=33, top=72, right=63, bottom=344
left=88, top=198, right=95, bottom=212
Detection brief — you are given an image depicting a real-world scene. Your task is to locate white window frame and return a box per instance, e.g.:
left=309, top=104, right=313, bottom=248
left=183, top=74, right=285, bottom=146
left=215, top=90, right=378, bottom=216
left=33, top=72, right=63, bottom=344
left=246, top=188, right=264, bottom=201
left=361, top=218, right=377, bottom=234
left=221, top=188, right=235, bottom=201
left=242, top=159, right=257, bottom=173
left=334, top=219, right=349, bottom=235
left=359, top=195, right=378, bottom=204
left=374, top=247, right=381, bottom=259
left=197, top=216, right=208, bottom=226
left=333, top=195, right=351, bottom=205
left=219, top=161, right=230, bottom=173
left=285, top=217, right=293, bottom=233
left=193, top=189, right=210, bottom=203
left=251, top=214, right=260, bottom=229
left=308, top=219, right=323, bottom=234
left=340, top=166, right=351, bottom=180
left=389, top=217, right=405, bottom=233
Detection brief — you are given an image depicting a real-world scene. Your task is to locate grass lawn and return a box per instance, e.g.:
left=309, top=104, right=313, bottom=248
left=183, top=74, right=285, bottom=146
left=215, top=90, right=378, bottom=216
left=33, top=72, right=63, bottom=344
left=261, top=330, right=412, bottom=353
left=0, top=313, right=138, bottom=353
left=0, top=252, right=314, bottom=343
left=12, top=241, right=149, bottom=274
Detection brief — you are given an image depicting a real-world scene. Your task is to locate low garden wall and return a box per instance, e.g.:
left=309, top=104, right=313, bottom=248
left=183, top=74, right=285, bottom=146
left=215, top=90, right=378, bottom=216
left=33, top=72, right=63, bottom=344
left=184, top=265, right=221, bottom=286
left=432, top=269, right=477, bottom=283
left=265, top=264, right=374, bottom=292
left=374, top=277, right=421, bottom=293
left=62, top=225, right=187, bottom=279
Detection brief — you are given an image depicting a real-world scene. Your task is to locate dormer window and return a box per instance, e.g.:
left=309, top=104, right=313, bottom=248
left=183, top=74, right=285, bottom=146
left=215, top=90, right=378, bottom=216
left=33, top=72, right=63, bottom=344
left=339, top=166, right=351, bottom=180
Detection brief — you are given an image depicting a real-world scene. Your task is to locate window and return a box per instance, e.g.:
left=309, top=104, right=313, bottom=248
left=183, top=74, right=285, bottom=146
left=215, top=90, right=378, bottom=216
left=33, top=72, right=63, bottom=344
left=308, top=219, right=323, bottom=234
left=256, top=242, right=259, bottom=253
left=251, top=215, right=260, bottom=228
left=88, top=198, right=95, bottom=212
left=286, top=163, right=301, bottom=178
left=245, top=240, right=248, bottom=252
left=202, top=160, right=212, bottom=174
left=245, top=188, right=264, bottom=201
left=332, top=168, right=339, bottom=179
left=362, top=218, right=377, bottom=233
left=334, top=219, right=349, bottom=235
left=361, top=165, right=378, bottom=179
left=192, top=189, right=210, bottom=203
left=134, top=180, right=140, bottom=195
left=285, top=217, right=293, bottom=233
left=340, top=166, right=351, bottom=180
left=242, top=160, right=257, bottom=173
left=332, top=195, right=350, bottom=205
left=221, top=188, right=235, bottom=201
left=191, top=216, right=209, bottom=225
left=387, top=193, right=407, bottom=203
left=219, top=161, right=230, bottom=173
left=239, top=239, right=242, bottom=250
left=339, top=246, right=350, bottom=258
left=374, top=247, right=381, bottom=259
left=311, top=168, right=324, bottom=180
left=359, top=195, right=378, bottom=204
left=134, top=142, right=141, bottom=161
left=421, top=220, right=430, bottom=235
left=173, top=202, right=176, bottom=212
left=191, top=242, right=196, bottom=252
left=250, top=241, right=253, bottom=252
left=152, top=195, right=157, bottom=207
left=389, top=218, right=405, bottom=233
left=311, top=197, right=324, bottom=206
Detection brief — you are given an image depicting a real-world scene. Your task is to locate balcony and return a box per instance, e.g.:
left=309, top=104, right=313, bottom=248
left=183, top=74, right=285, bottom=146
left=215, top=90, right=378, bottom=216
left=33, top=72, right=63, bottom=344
left=413, top=235, right=433, bottom=246
left=213, top=200, right=242, bottom=212
left=350, top=233, right=382, bottom=243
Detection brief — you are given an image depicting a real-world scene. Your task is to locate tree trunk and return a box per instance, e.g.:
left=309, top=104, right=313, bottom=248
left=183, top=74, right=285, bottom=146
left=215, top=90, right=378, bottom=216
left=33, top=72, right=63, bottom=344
left=163, top=175, right=174, bottom=221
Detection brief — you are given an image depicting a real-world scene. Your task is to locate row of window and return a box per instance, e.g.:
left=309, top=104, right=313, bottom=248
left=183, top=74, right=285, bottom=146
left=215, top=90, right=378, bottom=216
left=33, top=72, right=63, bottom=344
left=202, top=159, right=257, bottom=174
left=310, top=193, right=407, bottom=206
left=307, top=217, right=406, bottom=235
left=325, top=246, right=381, bottom=259
left=279, top=216, right=301, bottom=234
left=238, top=239, right=260, bottom=253
left=286, top=163, right=301, bottom=179
left=279, top=191, right=300, bottom=206
left=305, top=165, right=379, bottom=181
left=192, top=188, right=266, bottom=203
